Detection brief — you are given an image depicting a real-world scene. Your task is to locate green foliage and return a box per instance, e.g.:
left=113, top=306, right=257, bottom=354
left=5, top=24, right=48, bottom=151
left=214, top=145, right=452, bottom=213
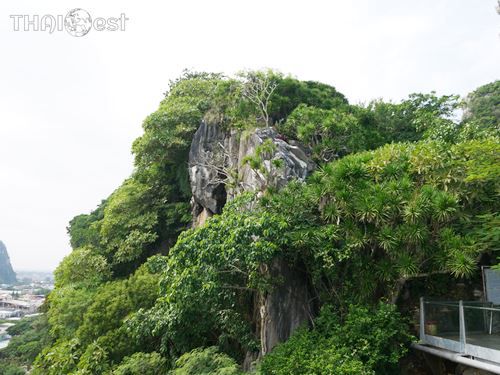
left=462, top=80, right=500, bottom=135
left=104, top=182, right=190, bottom=276
left=129, top=122, right=497, bottom=367
left=76, top=265, right=159, bottom=347
left=100, top=179, right=159, bottom=264
left=474, top=213, right=500, bottom=262
left=132, top=72, right=225, bottom=175
left=6, top=317, right=39, bottom=337
left=112, top=352, right=167, bottom=375
left=40, top=264, right=161, bottom=372
left=278, top=91, right=463, bottom=162
left=92, top=327, right=138, bottom=366
left=67, top=203, right=106, bottom=249
left=0, top=316, right=50, bottom=370
left=0, top=362, right=25, bottom=375
left=128, top=194, right=288, bottom=355
left=32, top=338, right=82, bottom=375
left=360, top=92, right=460, bottom=145
left=279, top=104, right=366, bottom=162
left=28, top=74, right=499, bottom=374
left=54, top=247, right=111, bottom=288
left=171, top=347, right=241, bottom=375
left=47, top=286, right=95, bottom=340
left=404, top=92, right=460, bottom=142
left=259, top=304, right=412, bottom=375
left=266, top=74, right=348, bottom=122
left=76, top=341, right=111, bottom=374
left=260, top=329, right=368, bottom=375
left=76, top=281, right=133, bottom=346
left=261, top=138, right=499, bottom=306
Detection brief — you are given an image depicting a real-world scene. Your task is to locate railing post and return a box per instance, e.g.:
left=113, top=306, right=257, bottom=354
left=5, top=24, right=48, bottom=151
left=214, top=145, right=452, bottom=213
left=489, top=302, right=494, bottom=335
left=459, top=300, right=466, bottom=353
left=420, top=297, right=425, bottom=342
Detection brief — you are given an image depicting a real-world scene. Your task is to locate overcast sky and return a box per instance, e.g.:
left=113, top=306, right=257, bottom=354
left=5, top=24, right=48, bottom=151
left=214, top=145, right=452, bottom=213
left=0, top=0, right=498, bottom=271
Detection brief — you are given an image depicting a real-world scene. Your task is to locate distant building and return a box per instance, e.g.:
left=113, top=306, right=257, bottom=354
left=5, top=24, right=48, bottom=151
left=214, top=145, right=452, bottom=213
left=0, top=310, right=21, bottom=319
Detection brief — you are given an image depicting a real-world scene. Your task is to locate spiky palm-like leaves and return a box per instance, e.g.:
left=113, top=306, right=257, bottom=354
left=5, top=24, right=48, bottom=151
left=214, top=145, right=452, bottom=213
left=266, top=139, right=498, bottom=306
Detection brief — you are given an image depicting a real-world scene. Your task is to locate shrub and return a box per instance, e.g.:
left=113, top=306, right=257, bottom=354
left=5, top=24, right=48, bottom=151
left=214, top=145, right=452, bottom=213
left=113, top=352, right=167, bottom=375
left=170, top=347, right=241, bottom=375
left=259, top=304, right=412, bottom=375
left=0, top=362, right=25, bottom=375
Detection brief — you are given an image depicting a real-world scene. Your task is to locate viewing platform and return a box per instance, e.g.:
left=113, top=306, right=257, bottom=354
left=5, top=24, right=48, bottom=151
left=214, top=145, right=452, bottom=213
left=413, top=298, right=500, bottom=374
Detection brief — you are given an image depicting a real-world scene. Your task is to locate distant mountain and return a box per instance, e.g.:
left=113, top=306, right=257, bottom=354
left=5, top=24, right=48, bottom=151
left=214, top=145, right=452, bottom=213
left=0, top=241, right=16, bottom=284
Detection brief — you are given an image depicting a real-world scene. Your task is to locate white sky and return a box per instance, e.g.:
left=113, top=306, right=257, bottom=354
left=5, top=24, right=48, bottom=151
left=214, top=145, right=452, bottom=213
left=0, top=0, right=498, bottom=271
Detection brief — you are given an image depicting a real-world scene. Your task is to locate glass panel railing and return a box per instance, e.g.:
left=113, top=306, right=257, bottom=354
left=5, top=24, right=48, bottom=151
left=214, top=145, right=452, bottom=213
left=464, top=305, right=500, bottom=352
left=464, top=303, right=490, bottom=333
left=423, top=301, right=460, bottom=339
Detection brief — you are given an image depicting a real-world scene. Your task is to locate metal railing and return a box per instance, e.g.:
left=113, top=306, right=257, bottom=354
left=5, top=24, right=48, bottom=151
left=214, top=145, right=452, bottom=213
left=419, top=297, right=500, bottom=363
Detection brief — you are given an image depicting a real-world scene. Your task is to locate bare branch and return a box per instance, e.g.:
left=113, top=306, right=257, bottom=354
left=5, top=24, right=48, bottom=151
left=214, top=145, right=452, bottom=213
left=241, top=72, right=278, bottom=127
left=189, top=141, right=239, bottom=190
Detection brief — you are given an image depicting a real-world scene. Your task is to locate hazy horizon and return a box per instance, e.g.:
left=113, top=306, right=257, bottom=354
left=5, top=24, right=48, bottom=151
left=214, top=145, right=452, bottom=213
left=0, top=0, right=499, bottom=271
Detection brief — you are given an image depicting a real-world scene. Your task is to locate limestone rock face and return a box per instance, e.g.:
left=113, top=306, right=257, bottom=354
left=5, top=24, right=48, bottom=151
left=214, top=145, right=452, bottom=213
left=258, top=258, right=312, bottom=355
left=0, top=241, right=16, bottom=284
left=189, top=119, right=230, bottom=218
left=188, top=120, right=316, bottom=361
left=188, top=120, right=315, bottom=225
left=237, top=127, right=314, bottom=191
